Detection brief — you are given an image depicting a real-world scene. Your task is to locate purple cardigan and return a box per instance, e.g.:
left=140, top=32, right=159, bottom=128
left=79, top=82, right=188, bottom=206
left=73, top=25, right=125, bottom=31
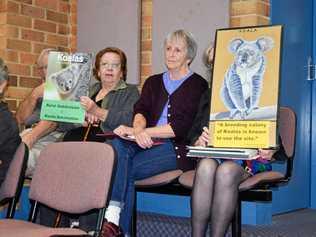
left=134, top=72, right=208, bottom=171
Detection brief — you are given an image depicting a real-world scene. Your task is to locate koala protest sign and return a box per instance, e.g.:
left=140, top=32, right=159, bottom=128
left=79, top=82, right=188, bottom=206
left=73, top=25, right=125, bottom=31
left=208, top=25, right=282, bottom=149
left=40, top=51, right=93, bottom=124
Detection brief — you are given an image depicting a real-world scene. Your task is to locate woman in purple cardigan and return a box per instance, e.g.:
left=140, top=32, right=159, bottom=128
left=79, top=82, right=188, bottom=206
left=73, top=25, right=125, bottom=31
left=99, top=29, right=208, bottom=237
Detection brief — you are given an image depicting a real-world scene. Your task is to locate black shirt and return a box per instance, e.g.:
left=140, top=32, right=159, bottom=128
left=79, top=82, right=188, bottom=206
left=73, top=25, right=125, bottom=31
left=0, top=101, right=21, bottom=185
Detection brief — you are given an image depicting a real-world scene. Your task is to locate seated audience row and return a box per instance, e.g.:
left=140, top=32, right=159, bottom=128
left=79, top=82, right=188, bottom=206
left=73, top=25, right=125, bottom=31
left=0, top=28, right=287, bottom=237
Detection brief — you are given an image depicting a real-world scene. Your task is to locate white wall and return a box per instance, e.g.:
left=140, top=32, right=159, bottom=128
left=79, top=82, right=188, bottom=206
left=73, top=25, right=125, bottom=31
left=77, top=0, right=140, bottom=84
left=152, top=0, right=229, bottom=80
left=77, top=0, right=229, bottom=83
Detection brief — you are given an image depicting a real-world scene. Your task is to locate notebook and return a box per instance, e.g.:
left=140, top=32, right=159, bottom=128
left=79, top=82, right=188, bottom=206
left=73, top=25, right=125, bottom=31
left=187, top=146, right=258, bottom=160
left=187, top=25, right=283, bottom=160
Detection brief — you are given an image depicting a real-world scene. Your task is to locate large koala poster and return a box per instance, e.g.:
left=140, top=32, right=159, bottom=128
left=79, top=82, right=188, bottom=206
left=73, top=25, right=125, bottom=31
left=209, top=25, right=282, bottom=149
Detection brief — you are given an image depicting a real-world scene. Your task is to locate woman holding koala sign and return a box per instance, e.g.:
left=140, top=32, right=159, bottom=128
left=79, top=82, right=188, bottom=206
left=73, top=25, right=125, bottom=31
left=188, top=45, right=287, bottom=237
left=63, top=47, right=140, bottom=142
left=40, top=47, right=140, bottom=231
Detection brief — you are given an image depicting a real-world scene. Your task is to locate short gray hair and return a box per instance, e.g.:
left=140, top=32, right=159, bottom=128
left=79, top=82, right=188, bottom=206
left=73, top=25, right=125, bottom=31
left=0, top=58, right=8, bottom=82
left=37, top=48, right=56, bottom=65
left=164, top=29, right=197, bottom=65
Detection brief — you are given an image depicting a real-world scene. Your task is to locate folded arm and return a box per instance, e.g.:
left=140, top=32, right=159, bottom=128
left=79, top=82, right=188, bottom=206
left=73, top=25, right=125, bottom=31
left=21, top=120, right=57, bottom=149
left=16, top=84, right=44, bottom=125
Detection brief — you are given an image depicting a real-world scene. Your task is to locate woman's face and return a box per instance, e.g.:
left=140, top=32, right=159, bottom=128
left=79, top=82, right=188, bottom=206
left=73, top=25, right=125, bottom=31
left=98, top=52, right=122, bottom=86
left=164, top=38, right=190, bottom=71
left=37, top=53, right=49, bottom=81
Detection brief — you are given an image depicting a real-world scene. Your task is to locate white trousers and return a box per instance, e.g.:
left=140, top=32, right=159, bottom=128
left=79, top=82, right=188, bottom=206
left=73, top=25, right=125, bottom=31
left=20, top=128, right=64, bottom=177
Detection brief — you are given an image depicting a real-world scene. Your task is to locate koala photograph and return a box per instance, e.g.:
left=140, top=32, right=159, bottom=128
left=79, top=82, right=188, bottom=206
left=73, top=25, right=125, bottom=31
left=45, top=53, right=92, bottom=102
left=50, top=64, right=80, bottom=99
left=49, top=63, right=90, bottom=101
left=220, top=36, right=274, bottom=119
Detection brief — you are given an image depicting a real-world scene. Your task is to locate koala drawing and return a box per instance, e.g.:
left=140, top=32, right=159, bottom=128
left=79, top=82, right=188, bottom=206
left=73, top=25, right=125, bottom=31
left=220, top=37, right=274, bottom=119
left=50, top=62, right=91, bottom=101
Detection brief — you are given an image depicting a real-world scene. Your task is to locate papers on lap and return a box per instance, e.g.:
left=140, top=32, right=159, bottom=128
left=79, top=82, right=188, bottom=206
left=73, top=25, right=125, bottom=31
left=96, top=131, right=165, bottom=145
left=187, top=146, right=258, bottom=160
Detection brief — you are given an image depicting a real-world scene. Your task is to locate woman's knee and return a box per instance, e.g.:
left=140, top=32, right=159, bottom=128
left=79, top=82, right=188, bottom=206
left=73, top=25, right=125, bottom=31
left=195, top=159, right=218, bottom=179
left=110, top=138, right=124, bottom=149
left=216, top=161, right=244, bottom=185
left=110, top=138, right=132, bottom=166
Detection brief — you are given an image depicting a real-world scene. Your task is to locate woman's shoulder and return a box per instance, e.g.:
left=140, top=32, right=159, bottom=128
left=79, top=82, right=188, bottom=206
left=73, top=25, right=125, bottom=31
left=140, top=73, right=164, bottom=89
left=0, top=102, right=19, bottom=130
left=191, top=72, right=207, bottom=82
left=145, top=73, right=164, bottom=83
left=125, top=83, right=138, bottom=88
left=124, top=83, right=140, bottom=93
left=0, top=102, right=12, bottom=120
left=188, top=72, right=209, bottom=88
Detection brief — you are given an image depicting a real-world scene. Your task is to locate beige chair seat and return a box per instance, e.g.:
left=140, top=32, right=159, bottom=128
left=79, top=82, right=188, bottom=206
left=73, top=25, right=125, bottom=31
left=0, top=219, right=86, bottom=237
left=135, top=169, right=183, bottom=187
left=178, top=170, right=195, bottom=188
left=179, top=170, right=285, bottom=191
left=238, top=171, right=285, bottom=191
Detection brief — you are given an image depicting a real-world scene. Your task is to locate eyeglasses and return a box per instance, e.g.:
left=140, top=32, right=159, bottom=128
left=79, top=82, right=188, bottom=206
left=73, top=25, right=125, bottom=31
left=100, top=62, right=121, bottom=69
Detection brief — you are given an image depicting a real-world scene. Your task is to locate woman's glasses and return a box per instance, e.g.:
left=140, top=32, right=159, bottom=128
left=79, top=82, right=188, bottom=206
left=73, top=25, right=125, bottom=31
left=100, top=62, right=121, bottom=69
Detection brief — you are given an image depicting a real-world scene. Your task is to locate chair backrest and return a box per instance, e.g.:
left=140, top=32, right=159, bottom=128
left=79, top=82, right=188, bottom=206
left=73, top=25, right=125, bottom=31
left=29, top=142, right=115, bottom=214
left=278, top=107, right=296, bottom=158
left=278, top=107, right=296, bottom=180
left=0, top=142, right=28, bottom=218
left=0, top=142, right=28, bottom=203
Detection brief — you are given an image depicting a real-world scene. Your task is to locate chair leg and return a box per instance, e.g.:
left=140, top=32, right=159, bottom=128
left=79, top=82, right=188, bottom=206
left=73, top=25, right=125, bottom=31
left=6, top=199, right=15, bottom=218
left=28, top=201, right=38, bottom=222
left=95, top=208, right=106, bottom=237
left=54, top=212, right=62, bottom=227
left=231, top=198, right=241, bottom=237
left=131, top=191, right=137, bottom=237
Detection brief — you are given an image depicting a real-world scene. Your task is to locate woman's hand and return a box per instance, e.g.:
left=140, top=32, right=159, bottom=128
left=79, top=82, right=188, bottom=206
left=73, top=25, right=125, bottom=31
left=80, top=96, right=97, bottom=113
left=82, top=121, right=89, bottom=127
left=194, top=126, right=209, bottom=147
left=85, top=112, right=99, bottom=125
left=134, top=127, right=153, bottom=149
left=257, top=149, right=276, bottom=161
left=21, top=131, right=36, bottom=149
left=114, top=125, right=134, bottom=138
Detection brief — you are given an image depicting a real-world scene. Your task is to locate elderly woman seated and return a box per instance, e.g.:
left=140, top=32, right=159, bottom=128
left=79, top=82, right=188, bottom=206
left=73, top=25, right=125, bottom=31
left=99, top=29, right=209, bottom=237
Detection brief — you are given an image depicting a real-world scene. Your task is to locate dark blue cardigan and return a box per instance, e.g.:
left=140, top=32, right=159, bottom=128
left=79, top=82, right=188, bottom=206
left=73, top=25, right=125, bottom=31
left=134, top=72, right=208, bottom=171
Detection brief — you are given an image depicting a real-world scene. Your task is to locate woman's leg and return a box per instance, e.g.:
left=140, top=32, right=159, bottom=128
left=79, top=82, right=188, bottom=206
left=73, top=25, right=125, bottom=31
left=211, top=161, right=249, bottom=237
left=118, top=177, right=135, bottom=235
left=191, top=159, right=219, bottom=237
left=108, top=139, right=141, bottom=205
left=119, top=140, right=177, bottom=235
left=102, top=138, right=140, bottom=230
